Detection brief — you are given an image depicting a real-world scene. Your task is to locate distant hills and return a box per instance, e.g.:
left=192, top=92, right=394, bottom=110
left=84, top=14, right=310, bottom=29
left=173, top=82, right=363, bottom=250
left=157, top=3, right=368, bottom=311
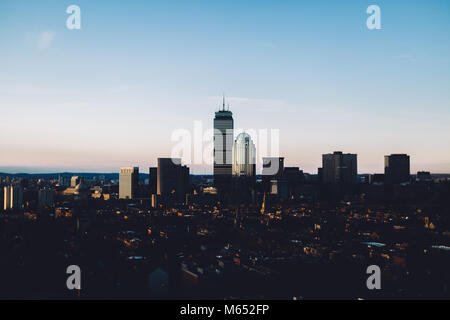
left=0, top=172, right=132, bottom=179
left=0, top=172, right=216, bottom=179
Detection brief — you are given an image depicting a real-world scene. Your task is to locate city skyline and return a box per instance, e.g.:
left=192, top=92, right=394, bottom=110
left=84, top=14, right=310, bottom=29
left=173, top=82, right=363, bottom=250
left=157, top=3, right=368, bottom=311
left=2, top=0, right=450, bottom=305
left=0, top=99, right=443, bottom=176
left=1, top=0, right=450, bottom=174
left=0, top=148, right=443, bottom=176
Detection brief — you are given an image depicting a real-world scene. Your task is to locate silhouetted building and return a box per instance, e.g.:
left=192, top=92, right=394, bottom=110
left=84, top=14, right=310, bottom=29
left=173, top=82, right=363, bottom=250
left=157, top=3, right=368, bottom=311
left=317, top=167, right=323, bottom=182
left=213, top=97, right=233, bottom=193
left=157, top=158, right=189, bottom=203
left=3, top=186, right=10, bottom=211
left=321, top=151, right=357, bottom=184
left=416, top=171, right=432, bottom=182
left=149, top=167, right=157, bottom=194
left=384, top=154, right=410, bottom=184
left=231, top=132, right=256, bottom=202
left=38, top=188, right=54, bottom=209
left=369, top=174, right=385, bottom=185
left=119, top=167, right=139, bottom=199
left=283, top=167, right=304, bottom=197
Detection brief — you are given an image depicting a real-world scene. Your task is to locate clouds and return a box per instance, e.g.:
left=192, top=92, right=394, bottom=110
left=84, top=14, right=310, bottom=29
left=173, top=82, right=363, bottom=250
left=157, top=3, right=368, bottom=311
left=36, top=31, right=55, bottom=51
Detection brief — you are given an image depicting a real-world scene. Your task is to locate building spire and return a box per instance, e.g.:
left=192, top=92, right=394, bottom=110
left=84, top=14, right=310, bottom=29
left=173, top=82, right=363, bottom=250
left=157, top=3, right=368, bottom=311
left=222, top=93, right=226, bottom=111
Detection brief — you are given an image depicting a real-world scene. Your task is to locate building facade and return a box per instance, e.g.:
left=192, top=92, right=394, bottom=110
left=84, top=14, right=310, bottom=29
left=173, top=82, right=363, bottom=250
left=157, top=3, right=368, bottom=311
left=232, top=132, right=256, bottom=178
left=119, top=167, right=139, bottom=199
left=321, top=151, right=357, bottom=184
left=70, top=176, right=81, bottom=187
left=157, top=158, right=189, bottom=203
left=38, top=188, right=55, bottom=209
left=149, top=167, right=157, bottom=195
left=384, top=154, right=410, bottom=184
left=3, top=185, right=23, bottom=211
left=213, top=98, right=234, bottom=192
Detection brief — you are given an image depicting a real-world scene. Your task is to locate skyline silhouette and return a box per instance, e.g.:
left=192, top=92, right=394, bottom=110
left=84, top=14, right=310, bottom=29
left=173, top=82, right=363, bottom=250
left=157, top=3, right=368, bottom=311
left=1, top=1, right=449, bottom=173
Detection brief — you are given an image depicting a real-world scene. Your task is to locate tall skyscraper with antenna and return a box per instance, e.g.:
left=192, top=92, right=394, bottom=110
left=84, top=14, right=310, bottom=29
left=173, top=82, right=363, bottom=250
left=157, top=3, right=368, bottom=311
left=213, top=95, right=234, bottom=193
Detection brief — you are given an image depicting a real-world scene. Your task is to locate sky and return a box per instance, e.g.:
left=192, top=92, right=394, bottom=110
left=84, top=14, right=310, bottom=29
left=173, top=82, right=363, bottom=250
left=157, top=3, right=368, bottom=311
left=0, top=0, right=449, bottom=174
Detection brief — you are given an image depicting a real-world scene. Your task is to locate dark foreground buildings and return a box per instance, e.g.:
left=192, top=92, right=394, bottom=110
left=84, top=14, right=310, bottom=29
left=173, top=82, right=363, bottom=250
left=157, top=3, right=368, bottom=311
left=385, top=154, right=410, bottom=184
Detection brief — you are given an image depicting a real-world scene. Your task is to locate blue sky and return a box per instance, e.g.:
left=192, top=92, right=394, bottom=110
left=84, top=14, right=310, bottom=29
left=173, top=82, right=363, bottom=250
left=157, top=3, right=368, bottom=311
left=0, top=0, right=449, bottom=174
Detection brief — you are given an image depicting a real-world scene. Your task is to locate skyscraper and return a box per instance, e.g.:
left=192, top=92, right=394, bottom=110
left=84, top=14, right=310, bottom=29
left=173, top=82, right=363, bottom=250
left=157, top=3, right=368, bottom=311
left=321, top=151, right=357, bottom=184
left=58, top=174, right=70, bottom=187
left=213, top=96, right=234, bottom=193
left=119, top=167, right=139, bottom=199
left=384, top=154, right=410, bottom=184
left=157, top=158, right=189, bottom=203
left=231, top=132, right=256, bottom=202
left=232, top=132, right=256, bottom=178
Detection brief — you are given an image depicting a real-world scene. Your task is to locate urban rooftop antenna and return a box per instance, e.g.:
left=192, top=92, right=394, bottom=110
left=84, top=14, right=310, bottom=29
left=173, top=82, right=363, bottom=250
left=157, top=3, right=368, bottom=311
left=222, top=93, right=226, bottom=111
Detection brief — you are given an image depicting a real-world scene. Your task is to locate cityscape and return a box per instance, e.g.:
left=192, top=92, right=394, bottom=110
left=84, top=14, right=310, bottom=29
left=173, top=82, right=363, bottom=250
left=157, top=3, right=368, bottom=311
left=1, top=0, right=449, bottom=306
left=1, top=100, right=450, bottom=299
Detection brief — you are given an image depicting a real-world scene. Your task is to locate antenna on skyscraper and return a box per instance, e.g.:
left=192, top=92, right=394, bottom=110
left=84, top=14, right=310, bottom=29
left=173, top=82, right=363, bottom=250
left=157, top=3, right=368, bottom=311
left=222, top=93, right=226, bottom=111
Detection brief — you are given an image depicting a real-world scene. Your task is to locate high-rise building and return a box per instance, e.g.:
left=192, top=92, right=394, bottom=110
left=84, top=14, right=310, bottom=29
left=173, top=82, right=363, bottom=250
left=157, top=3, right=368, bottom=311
left=321, top=151, right=357, bottom=184
left=213, top=96, right=234, bottom=192
left=232, top=132, right=256, bottom=178
left=58, top=174, right=71, bottom=187
left=157, top=158, right=189, bottom=202
left=12, top=185, right=23, bottom=210
left=149, top=167, right=157, bottom=194
left=369, top=174, right=385, bottom=185
left=70, top=176, right=81, bottom=187
left=119, top=167, right=139, bottom=199
left=416, top=171, right=432, bottom=182
left=38, top=188, right=55, bottom=209
left=3, top=185, right=23, bottom=211
left=384, top=154, right=410, bottom=184
left=3, top=186, right=11, bottom=211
